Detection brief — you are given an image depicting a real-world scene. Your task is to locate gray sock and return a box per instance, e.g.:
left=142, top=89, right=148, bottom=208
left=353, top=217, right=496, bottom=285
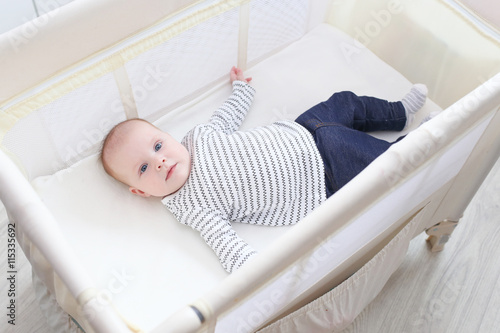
left=402, top=84, right=428, bottom=127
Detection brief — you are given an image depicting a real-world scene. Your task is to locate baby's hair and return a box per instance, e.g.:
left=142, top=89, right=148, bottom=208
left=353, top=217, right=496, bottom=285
left=100, top=118, right=155, bottom=181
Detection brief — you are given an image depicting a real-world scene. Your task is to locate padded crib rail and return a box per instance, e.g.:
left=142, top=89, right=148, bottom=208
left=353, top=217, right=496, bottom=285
left=151, top=73, right=500, bottom=332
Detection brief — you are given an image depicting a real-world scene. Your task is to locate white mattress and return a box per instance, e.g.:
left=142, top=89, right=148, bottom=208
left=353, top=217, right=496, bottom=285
left=31, top=23, right=440, bottom=331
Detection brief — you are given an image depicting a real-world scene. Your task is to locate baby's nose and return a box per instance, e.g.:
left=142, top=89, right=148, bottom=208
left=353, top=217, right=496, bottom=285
left=157, top=158, right=166, bottom=170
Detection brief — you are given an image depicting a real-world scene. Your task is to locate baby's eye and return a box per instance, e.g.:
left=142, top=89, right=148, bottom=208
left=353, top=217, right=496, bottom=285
left=140, top=164, right=148, bottom=174
left=154, top=142, right=162, bottom=152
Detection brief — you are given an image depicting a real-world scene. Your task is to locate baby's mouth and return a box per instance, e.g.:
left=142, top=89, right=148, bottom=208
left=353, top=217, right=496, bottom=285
left=166, top=164, right=177, bottom=181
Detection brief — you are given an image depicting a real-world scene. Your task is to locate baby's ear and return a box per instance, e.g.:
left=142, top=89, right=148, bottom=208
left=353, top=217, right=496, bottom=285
left=129, top=187, right=151, bottom=197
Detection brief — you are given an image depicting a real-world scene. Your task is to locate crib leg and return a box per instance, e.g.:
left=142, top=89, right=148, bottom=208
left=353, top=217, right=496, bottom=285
left=425, top=220, right=459, bottom=252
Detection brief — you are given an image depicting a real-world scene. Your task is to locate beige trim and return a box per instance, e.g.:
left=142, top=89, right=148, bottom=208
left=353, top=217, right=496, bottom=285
left=237, top=3, right=250, bottom=70
left=113, top=66, right=139, bottom=120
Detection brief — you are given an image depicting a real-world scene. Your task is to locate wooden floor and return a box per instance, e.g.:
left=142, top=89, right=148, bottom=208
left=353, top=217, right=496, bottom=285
left=1, top=158, right=499, bottom=333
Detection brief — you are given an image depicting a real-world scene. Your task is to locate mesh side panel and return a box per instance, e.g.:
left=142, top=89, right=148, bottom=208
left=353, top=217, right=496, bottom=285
left=126, top=7, right=240, bottom=119
left=248, top=0, right=309, bottom=64
left=3, top=74, right=125, bottom=179
left=2, top=0, right=314, bottom=178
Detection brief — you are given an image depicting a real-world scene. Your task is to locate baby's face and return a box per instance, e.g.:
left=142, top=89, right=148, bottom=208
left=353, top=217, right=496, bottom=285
left=107, top=121, right=191, bottom=198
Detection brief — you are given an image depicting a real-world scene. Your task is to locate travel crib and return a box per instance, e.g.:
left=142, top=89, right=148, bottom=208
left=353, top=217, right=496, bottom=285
left=1, top=0, right=500, bottom=332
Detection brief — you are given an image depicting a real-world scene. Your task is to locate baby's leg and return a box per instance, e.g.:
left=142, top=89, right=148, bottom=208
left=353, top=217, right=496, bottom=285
left=296, top=87, right=427, bottom=133
left=296, top=91, right=406, bottom=132
left=356, top=84, right=428, bottom=131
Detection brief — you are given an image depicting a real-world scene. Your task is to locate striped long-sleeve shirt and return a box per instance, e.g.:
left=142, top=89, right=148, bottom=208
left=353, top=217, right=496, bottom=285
left=161, top=81, right=326, bottom=273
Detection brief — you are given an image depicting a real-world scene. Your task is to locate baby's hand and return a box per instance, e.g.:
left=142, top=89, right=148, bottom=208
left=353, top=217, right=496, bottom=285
left=230, top=66, right=252, bottom=84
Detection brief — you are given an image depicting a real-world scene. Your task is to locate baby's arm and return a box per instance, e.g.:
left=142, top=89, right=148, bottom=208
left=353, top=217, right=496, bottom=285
left=188, top=208, right=257, bottom=273
left=208, top=67, right=255, bottom=134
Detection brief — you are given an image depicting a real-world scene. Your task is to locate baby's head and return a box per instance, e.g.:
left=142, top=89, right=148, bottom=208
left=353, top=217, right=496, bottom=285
left=100, top=119, right=191, bottom=198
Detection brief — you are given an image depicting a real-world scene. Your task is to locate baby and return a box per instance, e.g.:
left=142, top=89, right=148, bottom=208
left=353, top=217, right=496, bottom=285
left=101, top=66, right=427, bottom=273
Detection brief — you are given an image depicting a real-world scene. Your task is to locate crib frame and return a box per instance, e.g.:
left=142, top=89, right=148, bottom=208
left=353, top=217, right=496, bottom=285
left=1, top=0, right=500, bottom=332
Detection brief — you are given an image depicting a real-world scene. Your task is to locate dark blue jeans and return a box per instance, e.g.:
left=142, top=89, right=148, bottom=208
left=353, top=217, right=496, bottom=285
left=295, top=91, right=406, bottom=198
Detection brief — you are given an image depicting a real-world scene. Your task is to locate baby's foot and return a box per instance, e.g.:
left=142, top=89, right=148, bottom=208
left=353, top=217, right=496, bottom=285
left=402, top=84, right=428, bottom=128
